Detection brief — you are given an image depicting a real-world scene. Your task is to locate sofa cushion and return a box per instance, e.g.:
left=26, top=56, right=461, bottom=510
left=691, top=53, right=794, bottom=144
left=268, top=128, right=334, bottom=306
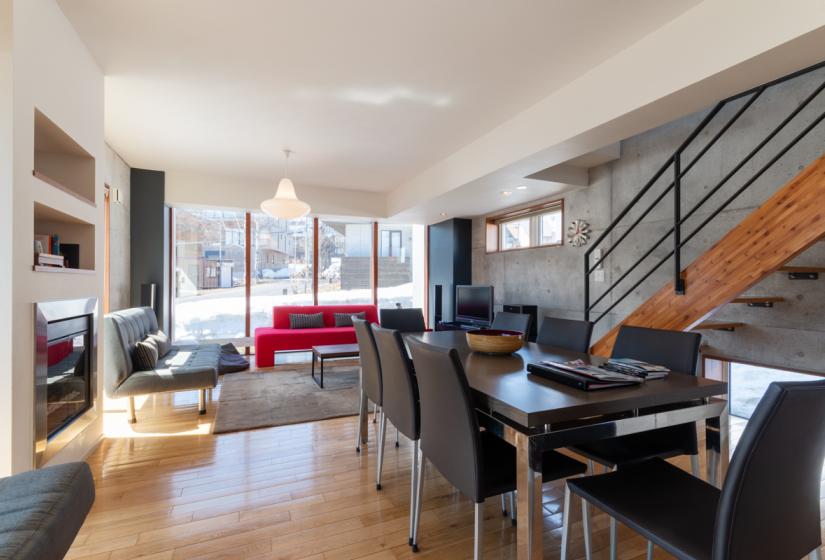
left=113, top=344, right=220, bottom=398
left=0, top=462, right=95, bottom=560
left=334, top=311, right=365, bottom=327
left=289, top=312, right=325, bottom=329
left=133, top=338, right=159, bottom=370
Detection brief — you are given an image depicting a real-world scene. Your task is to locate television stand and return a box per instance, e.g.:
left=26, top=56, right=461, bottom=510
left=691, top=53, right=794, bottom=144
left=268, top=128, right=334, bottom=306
left=435, top=321, right=486, bottom=332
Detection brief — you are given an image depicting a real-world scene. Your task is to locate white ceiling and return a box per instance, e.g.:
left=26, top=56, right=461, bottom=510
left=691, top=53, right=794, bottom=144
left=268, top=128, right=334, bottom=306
left=58, top=0, right=698, bottom=196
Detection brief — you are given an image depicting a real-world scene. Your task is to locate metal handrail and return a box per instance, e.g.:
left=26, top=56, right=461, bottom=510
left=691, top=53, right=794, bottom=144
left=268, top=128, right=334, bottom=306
left=584, top=60, right=825, bottom=322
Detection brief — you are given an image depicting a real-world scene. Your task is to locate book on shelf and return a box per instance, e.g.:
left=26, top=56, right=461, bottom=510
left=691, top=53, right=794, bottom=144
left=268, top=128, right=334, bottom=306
left=35, top=252, right=65, bottom=267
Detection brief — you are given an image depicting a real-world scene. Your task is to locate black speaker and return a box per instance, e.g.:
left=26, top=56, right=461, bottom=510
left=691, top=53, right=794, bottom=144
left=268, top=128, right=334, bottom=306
left=433, top=284, right=443, bottom=324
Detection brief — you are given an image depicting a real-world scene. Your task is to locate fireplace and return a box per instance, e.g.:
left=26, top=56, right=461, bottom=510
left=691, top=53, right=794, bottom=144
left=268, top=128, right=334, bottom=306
left=35, top=298, right=97, bottom=463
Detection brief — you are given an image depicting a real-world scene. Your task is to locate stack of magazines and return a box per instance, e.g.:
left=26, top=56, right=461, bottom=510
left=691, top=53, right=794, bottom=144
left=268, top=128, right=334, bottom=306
left=602, top=358, right=670, bottom=379
left=527, top=359, right=644, bottom=391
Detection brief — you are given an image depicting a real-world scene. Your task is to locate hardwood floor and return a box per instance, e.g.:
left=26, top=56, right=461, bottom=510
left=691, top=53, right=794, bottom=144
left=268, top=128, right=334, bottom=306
left=68, top=356, right=825, bottom=559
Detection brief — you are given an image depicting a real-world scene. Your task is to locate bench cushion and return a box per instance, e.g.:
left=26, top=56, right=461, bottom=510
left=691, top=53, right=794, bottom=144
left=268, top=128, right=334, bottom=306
left=0, top=462, right=95, bottom=560
left=111, top=344, right=220, bottom=398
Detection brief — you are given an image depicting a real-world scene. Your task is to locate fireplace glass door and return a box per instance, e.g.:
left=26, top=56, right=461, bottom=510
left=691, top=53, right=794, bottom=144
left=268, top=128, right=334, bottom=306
left=46, top=317, right=92, bottom=437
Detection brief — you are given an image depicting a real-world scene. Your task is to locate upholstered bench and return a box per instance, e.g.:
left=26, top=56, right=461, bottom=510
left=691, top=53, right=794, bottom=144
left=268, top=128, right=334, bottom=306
left=104, top=307, right=219, bottom=423
left=0, top=462, right=95, bottom=559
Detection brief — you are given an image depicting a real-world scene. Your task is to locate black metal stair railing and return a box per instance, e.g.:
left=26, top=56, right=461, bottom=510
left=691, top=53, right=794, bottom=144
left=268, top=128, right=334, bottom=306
left=584, top=61, right=825, bottom=324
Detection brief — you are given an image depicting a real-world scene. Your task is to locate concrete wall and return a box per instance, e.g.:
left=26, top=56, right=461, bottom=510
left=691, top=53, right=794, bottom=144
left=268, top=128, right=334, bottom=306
left=473, top=66, right=825, bottom=374
left=103, top=144, right=131, bottom=310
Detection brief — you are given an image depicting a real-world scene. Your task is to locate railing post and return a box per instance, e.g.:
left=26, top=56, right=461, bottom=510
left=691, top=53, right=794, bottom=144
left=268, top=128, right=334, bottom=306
left=673, top=154, right=686, bottom=294
left=584, top=252, right=590, bottom=321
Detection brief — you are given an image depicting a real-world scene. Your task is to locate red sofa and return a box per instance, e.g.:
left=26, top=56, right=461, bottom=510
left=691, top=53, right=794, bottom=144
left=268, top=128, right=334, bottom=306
left=254, top=304, right=379, bottom=367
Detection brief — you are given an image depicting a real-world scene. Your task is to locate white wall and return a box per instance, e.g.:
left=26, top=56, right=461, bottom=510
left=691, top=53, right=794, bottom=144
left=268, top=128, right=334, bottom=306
left=0, top=0, right=14, bottom=472
left=165, top=169, right=387, bottom=219
left=104, top=144, right=131, bottom=310
left=5, top=0, right=104, bottom=474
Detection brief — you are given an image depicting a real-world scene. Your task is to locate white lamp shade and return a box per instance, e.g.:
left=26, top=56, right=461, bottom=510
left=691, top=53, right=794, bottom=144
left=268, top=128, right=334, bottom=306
left=260, top=177, right=311, bottom=219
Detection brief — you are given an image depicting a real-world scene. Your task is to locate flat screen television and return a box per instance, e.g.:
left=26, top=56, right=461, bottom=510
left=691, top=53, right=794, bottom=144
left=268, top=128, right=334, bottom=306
left=455, top=285, right=494, bottom=326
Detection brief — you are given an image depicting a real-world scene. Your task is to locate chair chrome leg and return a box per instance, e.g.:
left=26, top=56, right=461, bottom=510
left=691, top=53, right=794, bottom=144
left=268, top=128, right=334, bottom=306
left=810, top=548, right=823, bottom=560
left=408, top=438, right=419, bottom=545
left=609, top=516, right=617, bottom=560
left=127, top=396, right=137, bottom=424
left=508, top=491, right=516, bottom=526
left=581, top=498, right=592, bottom=560
left=500, top=494, right=507, bottom=516
left=376, top=410, right=387, bottom=490
left=411, top=443, right=425, bottom=552
left=560, top=483, right=572, bottom=560
left=690, top=454, right=701, bottom=478
left=356, top=388, right=365, bottom=452
left=474, top=501, right=484, bottom=560
left=198, top=388, right=207, bottom=415
left=373, top=402, right=378, bottom=423
left=646, top=540, right=654, bottom=560
left=586, top=459, right=594, bottom=475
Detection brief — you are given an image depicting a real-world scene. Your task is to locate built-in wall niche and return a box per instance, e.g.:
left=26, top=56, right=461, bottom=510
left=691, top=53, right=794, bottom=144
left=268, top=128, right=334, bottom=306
left=33, top=109, right=95, bottom=206
left=33, top=202, right=95, bottom=273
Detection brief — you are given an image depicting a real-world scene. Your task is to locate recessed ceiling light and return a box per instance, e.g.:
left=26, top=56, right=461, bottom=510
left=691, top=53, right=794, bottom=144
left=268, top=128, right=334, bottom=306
left=501, top=190, right=512, bottom=197
left=439, top=212, right=447, bottom=217
left=516, top=185, right=528, bottom=190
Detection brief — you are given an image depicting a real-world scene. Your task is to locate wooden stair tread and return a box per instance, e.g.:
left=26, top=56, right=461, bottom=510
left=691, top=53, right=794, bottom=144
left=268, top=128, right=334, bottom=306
left=779, top=266, right=825, bottom=273
left=730, top=296, right=784, bottom=304
left=591, top=152, right=825, bottom=356
left=692, top=322, right=745, bottom=331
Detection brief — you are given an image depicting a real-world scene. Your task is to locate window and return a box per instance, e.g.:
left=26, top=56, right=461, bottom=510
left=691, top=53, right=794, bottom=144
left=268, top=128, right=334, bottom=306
left=317, top=220, right=373, bottom=305
left=378, top=224, right=426, bottom=309
left=486, top=199, right=563, bottom=252
left=173, top=207, right=247, bottom=342
left=170, top=207, right=428, bottom=345
left=250, top=214, right=313, bottom=330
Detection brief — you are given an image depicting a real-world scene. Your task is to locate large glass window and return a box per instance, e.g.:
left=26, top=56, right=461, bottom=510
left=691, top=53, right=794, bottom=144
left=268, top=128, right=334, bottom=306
left=378, top=224, right=426, bottom=309
left=173, top=208, right=246, bottom=342
left=250, top=214, right=313, bottom=330
left=317, top=220, right=373, bottom=304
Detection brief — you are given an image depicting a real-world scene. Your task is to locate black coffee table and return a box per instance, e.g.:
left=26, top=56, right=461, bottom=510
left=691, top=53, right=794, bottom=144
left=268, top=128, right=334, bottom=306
left=311, top=343, right=360, bottom=388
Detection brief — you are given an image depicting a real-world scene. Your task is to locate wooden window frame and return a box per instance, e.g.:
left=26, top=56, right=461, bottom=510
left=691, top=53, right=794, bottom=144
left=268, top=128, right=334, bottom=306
left=486, top=198, right=564, bottom=253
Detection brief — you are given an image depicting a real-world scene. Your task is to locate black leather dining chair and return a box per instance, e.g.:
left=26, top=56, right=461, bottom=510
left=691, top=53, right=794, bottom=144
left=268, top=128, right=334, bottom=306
left=372, top=326, right=421, bottom=546
left=491, top=311, right=531, bottom=339
left=564, top=380, right=825, bottom=560
left=536, top=316, right=594, bottom=353
left=379, top=308, right=426, bottom=332
left=352, top=318, right=388, bottom=487
left=570, top=325, right=702, bottom=558
left=407, top=337, right=586, bottom=558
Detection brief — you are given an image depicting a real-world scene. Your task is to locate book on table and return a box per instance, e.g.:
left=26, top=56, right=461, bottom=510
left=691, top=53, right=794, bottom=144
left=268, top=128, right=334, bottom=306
left=527, top=359, right=644, bottom=391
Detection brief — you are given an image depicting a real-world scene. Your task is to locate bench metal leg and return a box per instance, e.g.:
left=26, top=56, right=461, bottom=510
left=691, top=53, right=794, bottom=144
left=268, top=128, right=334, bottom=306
left=127, top=396, right=136, bottom=424
left=647, top=540, right=654, bottom=560
left=198, top=388, right=207, bottom=415
left=810, top=548, right=823, bottom=560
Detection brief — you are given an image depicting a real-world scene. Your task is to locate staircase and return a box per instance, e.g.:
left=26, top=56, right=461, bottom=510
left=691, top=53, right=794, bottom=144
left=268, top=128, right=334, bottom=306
left=585, top=62, right=825, bottom=356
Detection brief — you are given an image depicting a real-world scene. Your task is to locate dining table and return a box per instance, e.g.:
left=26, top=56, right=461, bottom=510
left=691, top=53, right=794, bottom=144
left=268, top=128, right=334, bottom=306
left=356, top=330, right=729, bottom=560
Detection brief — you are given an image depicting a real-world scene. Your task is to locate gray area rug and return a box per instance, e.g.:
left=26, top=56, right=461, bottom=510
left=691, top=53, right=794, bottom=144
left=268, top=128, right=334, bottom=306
left=213, top=365, right=360, bottom=434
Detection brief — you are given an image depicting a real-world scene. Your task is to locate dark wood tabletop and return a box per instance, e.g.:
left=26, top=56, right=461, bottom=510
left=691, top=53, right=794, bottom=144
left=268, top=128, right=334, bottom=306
left=312, top=343, right=360, bottom=358
left=409, top=330, right=727, bottom=428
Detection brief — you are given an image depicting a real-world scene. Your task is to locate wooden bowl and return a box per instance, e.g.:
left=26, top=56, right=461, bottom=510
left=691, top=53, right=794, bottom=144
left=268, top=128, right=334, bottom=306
left=466, top=329, right=524, bottom=355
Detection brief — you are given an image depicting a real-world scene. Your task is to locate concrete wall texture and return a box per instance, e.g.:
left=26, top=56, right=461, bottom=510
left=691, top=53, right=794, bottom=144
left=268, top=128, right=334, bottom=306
left=473, top=66, right=825, bottom=374
left=104, top=144, right=131, bottom=311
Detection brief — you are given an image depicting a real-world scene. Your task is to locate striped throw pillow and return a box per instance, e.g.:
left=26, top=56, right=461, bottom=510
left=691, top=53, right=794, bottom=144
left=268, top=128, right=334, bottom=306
left=334, top=312, right=365, bottom=327
left=288, top=312, right=325, bottom=329
left=133, top=338, right=159, bottom=370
